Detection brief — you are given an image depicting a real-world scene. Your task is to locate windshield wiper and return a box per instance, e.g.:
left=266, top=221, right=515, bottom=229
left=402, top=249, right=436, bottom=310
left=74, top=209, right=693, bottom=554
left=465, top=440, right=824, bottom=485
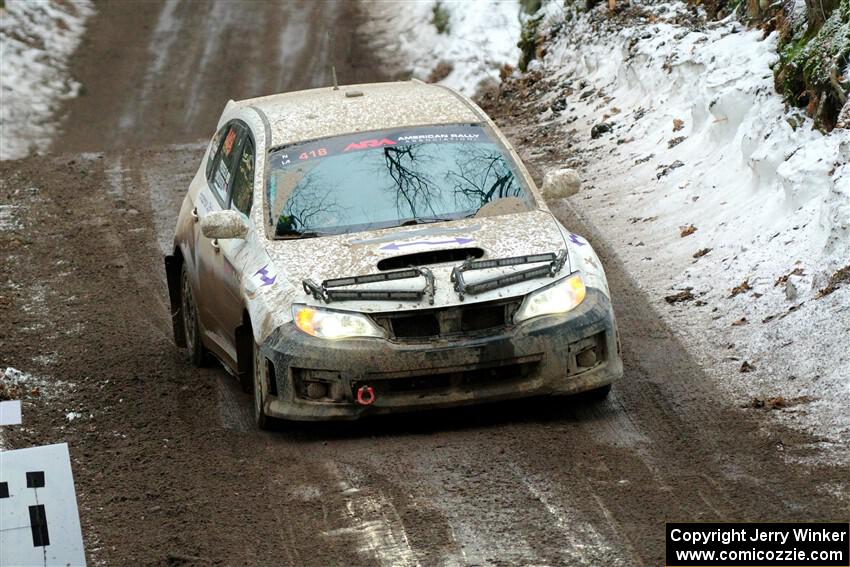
left=450, top=250, right=567, bottom=300
left=400, top=212, right=476, bottom=226
left=303, top=267, right=435, bottom=305
left=401, top=217, right=449, bottom=226
left=276, top=231, right=324, bottom=240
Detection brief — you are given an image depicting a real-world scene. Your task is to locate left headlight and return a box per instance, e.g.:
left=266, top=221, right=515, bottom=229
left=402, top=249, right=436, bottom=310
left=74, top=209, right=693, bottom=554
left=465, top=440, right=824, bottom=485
left=514, top=273, right=586, bottom=323
left=292, top=305, right=386, bottom=340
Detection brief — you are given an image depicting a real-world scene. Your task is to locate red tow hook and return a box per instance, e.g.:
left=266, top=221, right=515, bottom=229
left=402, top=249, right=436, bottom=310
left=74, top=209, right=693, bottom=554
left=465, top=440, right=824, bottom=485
left=356, top=385, right=376, bottom=406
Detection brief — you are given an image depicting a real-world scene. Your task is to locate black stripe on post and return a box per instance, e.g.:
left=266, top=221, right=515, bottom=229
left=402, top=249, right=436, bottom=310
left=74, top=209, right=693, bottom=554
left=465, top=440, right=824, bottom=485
left=26, top=471, right=45, bottom=488
left=28, top=504, right=50, bottom=547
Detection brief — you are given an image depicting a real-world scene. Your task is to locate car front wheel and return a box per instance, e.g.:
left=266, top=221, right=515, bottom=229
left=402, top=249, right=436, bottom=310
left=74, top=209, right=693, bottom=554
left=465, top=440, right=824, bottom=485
left=252, top=340, right=272, bottom=430
left=180, top=264, right=206, bottom=366
left=583, top=383, right=611, bottom=401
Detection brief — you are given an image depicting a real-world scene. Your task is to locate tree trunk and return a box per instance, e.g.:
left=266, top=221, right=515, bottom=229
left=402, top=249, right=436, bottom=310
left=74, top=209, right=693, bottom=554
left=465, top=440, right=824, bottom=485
left=805, top=0, right=840, bottom=32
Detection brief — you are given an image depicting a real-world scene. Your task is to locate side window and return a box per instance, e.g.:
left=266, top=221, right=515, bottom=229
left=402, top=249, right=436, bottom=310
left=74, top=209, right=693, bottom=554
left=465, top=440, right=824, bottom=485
left=209, top=123, right=244, bottom=205
left=230, top=138, right=255, bottom=216
left=205, top=125, right=228, bottom=180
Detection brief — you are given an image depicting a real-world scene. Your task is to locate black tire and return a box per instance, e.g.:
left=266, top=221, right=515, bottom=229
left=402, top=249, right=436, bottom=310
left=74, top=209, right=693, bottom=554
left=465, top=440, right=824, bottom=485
left=180, top=264, right=207, bottom=367
left=251, top=340, right=272, bottom=430
left=236, top=326, right=254, bottom=393
left=582, top=383, right=612, bottom=401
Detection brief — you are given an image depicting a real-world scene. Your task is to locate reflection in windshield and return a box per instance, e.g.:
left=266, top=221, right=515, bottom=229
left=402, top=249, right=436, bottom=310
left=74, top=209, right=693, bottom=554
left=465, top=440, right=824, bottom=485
left=382, top=145, right=438, bottom=220
left=267, top=124, right=533, bottom=237
left=275, top=169, right=341, bottom=236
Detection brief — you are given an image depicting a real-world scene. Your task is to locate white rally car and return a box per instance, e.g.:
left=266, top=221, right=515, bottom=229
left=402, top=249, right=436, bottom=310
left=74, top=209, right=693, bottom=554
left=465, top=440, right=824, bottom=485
left=165, top=81, right=622, bottom=428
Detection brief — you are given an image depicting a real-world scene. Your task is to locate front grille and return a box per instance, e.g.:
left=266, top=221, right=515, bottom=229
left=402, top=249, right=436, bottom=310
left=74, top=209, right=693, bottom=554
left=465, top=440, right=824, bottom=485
left=388, top=312, right=440, bottom=338
left=355, top=357, right=541, bottom=397
left=374, top=298, right=521, bottom=340
left=461, top=302, right=508, bottom=332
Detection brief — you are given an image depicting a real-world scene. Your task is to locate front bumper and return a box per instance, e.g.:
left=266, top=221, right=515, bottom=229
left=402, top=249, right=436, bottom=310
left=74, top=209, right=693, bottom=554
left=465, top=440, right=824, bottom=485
left=259, top=288, right=623, bottom=421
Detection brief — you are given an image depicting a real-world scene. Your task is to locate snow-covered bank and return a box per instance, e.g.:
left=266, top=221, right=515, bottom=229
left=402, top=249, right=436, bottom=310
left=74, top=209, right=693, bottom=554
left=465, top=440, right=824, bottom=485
left=519, top=2, right=850, bottom=461
left=361, top=0, right=522, bottom=95
left=0, top=0, right=94, bottom=160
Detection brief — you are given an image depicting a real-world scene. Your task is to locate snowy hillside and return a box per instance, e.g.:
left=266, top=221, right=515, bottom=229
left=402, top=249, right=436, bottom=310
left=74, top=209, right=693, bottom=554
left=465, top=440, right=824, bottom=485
left=361, top=0, right=522, bottom=95
left=511, top=1, right=850, bottom=459
left=0, top=0, right=93, bottom=160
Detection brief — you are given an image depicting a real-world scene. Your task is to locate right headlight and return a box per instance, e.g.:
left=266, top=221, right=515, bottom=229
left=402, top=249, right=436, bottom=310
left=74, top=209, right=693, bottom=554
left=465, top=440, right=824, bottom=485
left=292, top=304, right=386, bottom=340
left=514, top=273, right=586, bottom=323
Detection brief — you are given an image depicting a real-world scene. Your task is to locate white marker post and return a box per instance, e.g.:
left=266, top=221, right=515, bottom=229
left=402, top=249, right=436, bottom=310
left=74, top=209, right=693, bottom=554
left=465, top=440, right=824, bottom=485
left=0, top=400, right=22, bottom=426
left=0, top=443, right=87, bottom=566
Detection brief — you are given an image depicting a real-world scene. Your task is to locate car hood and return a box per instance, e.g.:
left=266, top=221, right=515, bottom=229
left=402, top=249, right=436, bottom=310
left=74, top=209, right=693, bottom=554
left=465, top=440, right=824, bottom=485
left=259, top=209, right=575, bottom=313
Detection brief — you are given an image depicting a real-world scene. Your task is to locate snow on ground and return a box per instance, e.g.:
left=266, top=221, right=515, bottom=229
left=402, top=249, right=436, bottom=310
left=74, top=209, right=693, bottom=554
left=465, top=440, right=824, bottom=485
left=0, top=204, right=23, bottom=230
left=524, top=2, right=850, bottom=461
left=362, top=0, right=522, bottom=95
left=1, top=366, right=73, bottom=401
left=0, top=0, right=94, bottom=160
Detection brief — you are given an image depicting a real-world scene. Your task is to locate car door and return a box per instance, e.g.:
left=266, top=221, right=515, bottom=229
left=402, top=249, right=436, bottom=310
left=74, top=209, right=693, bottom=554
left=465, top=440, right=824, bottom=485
left=195, top=120, right=248, bottom=362
left=216, top=135, right=256, bottom=342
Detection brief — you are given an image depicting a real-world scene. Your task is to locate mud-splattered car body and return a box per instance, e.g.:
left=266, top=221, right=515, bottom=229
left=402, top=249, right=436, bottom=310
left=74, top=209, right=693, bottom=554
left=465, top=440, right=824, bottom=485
left=165, top=81, right=622, bottom=426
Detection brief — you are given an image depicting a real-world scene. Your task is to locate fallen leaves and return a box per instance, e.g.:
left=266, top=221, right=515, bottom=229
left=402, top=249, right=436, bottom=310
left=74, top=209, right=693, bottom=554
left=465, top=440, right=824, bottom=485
left=656, top=160, right=684, bottom=178
left=672, top=118, right=684, bottom=131
left=498, top=63, right=514, bottom=82
left=0, top=382, right=22, bottom=401
left=0, top=382, right=39, bottom=401
left=761, top=302, right=804, bottom=323
left=1, top=368, right=44, bottom=402
left=774, top=266, right=804, bottom=287
left=628, top=215, right=658, bottom=223
left=679, top=224, right=697, bottom=237
left=426, top=60, right=453, bottom=83
left=729, top=279, right=752, bottom=297
left=746, top=396, right=813, bottom=410
left=816, top=264, right=850, bottom=298
left=665, top=288, right=695, bottom=303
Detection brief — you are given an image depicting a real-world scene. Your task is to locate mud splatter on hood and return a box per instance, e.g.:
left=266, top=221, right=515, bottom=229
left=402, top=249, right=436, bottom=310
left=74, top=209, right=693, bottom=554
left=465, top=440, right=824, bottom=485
left=262, top=209, right=573, bottom=312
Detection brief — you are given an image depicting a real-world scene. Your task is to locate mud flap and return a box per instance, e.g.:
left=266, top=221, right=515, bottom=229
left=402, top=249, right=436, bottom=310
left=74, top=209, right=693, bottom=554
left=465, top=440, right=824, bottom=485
left=235, top=323, right=253, bottom=393
left=164, top=254, right=187, bottom=347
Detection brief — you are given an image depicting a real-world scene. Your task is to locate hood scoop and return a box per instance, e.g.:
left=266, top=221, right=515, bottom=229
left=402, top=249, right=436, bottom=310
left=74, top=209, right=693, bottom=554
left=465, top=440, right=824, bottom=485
left=377, top=247, right=484, bottom=271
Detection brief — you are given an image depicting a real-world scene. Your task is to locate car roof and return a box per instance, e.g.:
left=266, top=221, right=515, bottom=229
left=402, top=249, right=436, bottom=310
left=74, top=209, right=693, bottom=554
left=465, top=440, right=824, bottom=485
left=231, top=81, right=485, bottom=148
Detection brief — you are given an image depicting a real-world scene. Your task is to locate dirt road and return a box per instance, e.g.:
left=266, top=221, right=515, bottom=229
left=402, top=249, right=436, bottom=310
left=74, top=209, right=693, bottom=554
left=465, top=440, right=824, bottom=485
left=54, top=0, right=378, bottom=152
left=2, top=1, right=848, bottom=566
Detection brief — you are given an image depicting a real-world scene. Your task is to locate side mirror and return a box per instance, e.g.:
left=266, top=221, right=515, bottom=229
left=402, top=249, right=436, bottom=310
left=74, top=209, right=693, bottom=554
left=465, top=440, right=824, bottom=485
left=541, top=168, right=581, bottom=200
left=201, top=209, right=249, bottom=240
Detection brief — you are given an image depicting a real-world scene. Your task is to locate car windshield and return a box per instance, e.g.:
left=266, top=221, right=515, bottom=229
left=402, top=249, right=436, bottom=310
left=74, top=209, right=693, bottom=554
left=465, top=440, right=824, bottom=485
left=266, top=124, right=535, bottom=238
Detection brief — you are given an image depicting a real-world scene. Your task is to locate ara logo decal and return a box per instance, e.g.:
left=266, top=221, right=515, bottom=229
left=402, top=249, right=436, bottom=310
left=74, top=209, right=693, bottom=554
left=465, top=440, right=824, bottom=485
left=254, top=264, right=277, bottom=287
left=223, top=128, right=237, bottom=155
left=568, top=233, right=586, bottom=246
left=344, top=138, right=396, bottom=152
left=379, top=236, right=474, bottom=252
